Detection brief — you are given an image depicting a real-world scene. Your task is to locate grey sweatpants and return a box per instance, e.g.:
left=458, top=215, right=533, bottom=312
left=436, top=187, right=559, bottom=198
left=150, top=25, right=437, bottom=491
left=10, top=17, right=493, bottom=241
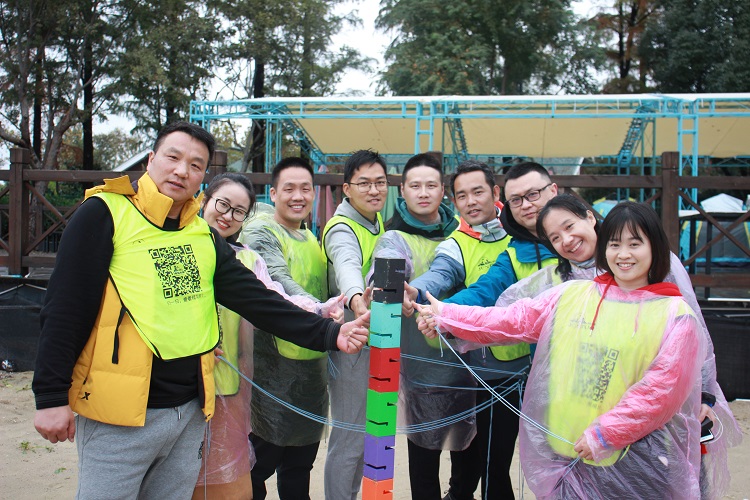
left=75, top=398, right=206, bottom=500
left=324, top=348, right=371, bottom=500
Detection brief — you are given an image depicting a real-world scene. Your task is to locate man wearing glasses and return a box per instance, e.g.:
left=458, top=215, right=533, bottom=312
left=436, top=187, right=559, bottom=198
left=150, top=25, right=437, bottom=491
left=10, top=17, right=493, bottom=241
left=440, top=161, right=558, bottom=500
left=240, top=157, right=332, bottom=499
left=31, top=122, right=370, bottom=499
left=322, top=149, right=387, bottom=500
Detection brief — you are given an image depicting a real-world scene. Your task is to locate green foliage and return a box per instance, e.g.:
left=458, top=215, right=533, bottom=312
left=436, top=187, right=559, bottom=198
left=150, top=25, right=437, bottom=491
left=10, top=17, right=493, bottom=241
left=641, top=0, right=750, bottom=92
left=109, top=0, right=223, bottom=135
left=377, top=0, right=581, bottom=95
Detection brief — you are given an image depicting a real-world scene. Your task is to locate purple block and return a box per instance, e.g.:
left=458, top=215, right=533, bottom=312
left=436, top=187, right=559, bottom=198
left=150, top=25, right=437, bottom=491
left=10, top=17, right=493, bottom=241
left=363, top=434, right=396, bottom=481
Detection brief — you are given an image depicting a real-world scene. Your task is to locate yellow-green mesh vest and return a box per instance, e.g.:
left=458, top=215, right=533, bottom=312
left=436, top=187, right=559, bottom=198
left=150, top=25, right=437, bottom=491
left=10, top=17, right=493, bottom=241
left=214, top=249, right=258, bottom=395
left=267, top=222, right=329, bottom=360
left=450, top=230, right=528, bottom=360
left=397, top=231, right=445, bottom=349
left=486, top=246, right=557, bottom=361
left=93, top=192, right=220, bottom=360
left=322, top=212, right=384, bottom=280
left=546, top=282, right=695, bottom=466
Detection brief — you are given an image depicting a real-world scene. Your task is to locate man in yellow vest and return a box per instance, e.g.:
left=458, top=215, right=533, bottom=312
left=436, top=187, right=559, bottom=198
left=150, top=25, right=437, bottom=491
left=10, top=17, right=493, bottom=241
left=441, top=162, right=558, bottom=500
left=366, top=153, right=477, bottom=500
left=240, top=157, right=331, bottom=499
left=31, top=122, right=369, bottom=499
left=404, top=159, right=511, bottom=500
left=322, top=149, right=387, bottom=500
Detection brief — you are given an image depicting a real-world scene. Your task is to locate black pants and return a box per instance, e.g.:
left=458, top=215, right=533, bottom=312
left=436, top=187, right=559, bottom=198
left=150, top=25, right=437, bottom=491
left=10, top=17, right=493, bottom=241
left=464, top=381, right=522, bottom=500
left=407, top=438, right=480, bottom=500
left=249, top=433, right=320, bottom=500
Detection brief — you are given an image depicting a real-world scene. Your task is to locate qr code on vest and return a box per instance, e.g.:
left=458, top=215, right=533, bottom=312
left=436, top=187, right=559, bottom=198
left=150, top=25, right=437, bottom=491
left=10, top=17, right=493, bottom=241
left=574, top=342, right=619, bottom=403
left=149, top=244, right=202, bottom=299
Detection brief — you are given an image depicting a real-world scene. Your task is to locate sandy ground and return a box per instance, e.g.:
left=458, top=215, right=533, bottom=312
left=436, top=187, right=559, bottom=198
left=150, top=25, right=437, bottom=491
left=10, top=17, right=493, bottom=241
left=2, top=371, right=748, bottom=499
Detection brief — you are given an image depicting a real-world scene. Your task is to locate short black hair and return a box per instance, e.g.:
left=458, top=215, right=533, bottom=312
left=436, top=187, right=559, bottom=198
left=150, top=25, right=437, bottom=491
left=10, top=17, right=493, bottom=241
left=343, top=149, right=387, bottom=183
left=450, top=159, right=494, bottom=197
left=153, top=121, right=216, bottom=165
left=595, top=202, right=671, bottom=284
left=204, top=173, right=256, bottom=214
left=272, top=157, right=314, bottom=188
left=537, top=194, right=600, bottom=279
left=504, top=161, right=550, bottom=183
left=402, top=153, right=442, bottom=182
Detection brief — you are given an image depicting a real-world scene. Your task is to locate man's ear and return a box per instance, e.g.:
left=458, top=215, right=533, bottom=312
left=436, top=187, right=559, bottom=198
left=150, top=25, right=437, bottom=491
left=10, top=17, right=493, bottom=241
left=342, top=183, right=351, bottom=198
left=492, top=184, right=501, bottom=202
left=270, top=187, right=277, bottom=203
left=549, top=183, right=559, bottom=197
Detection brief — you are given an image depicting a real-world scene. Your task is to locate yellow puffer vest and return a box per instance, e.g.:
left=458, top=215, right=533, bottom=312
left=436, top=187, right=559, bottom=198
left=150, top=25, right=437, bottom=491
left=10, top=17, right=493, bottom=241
left=68, top=175, right=216, bottom=426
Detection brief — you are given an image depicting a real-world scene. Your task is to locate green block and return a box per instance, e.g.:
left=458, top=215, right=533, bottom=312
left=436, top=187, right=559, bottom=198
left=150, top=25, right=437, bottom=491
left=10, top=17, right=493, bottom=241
left=365, top=389, right=398, bottom=437
left=370, top=302, right=402, bottom=348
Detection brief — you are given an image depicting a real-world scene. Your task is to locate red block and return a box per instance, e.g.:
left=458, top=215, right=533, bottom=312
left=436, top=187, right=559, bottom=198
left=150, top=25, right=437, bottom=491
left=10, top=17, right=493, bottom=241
left=369, top=347, right=400, bottom=392
left=362, top=477, right=393, bottom=500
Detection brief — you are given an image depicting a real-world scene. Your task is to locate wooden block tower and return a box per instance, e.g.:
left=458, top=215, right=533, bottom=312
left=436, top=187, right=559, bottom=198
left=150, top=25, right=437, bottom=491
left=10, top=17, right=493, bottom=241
left=363, top=258, right=405, bottom=500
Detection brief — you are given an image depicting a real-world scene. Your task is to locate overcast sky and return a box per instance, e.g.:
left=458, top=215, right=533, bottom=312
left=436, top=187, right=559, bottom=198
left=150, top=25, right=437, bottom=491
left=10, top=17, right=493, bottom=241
left=96, top=0, right=600, bottom=133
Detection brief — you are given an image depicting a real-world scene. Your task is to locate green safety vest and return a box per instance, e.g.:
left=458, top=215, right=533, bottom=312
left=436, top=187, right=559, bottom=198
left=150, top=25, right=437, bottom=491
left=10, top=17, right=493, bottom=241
left=322, top=213, right=384, bottom=280
left=214, top=249, right=258, bottom=395
left=546, top=282, right=694, bottom=466
left=450, top=230, right=529, bottom=360
left=485, top=245, right=558, bottom=360
left=93, top=192, right=220, bottom=360
left=267, top=222, right=329, bottom=360
left=396, top=231, right=447, bottom=350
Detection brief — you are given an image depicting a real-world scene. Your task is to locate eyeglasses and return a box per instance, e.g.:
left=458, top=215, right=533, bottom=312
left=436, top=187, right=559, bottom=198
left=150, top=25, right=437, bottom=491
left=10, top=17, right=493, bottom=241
left=506, top=183, right=552, bottom=208
left=349, top=180, right=389, bottom=193
left=212, top=197, right=249, bottom=222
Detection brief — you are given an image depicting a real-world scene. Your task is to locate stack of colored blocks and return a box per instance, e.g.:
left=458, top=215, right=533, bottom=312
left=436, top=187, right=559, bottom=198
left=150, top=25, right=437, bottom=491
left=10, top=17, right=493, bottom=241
left=363, top=258, right=405, bottom=500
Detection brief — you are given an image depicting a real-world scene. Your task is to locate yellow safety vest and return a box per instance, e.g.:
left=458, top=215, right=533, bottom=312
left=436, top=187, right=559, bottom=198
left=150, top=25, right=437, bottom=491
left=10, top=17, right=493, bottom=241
left=486, top=245, right=557, bottom=361
left=546, top=282, right=694, bottom=466
left=214, top=249, right=258, bottom=395
left=322, top=213, right=384, bottom=280
left=267, top=222, right=329, bottom=360
left=93, top=192, right=220, bottom=360
left=450, top=230, right=529, bottom=360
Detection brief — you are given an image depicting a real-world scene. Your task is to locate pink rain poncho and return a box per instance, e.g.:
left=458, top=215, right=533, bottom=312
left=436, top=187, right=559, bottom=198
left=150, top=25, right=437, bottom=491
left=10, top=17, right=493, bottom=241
left=195, top=247, right=343, bottom=494
left=465, top=253, right=741, bottom=499
left=436, top=274, right=705, bottom=499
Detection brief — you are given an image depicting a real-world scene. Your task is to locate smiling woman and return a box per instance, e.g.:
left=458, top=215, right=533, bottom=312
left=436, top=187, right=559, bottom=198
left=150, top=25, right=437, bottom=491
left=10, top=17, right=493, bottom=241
left=413, top=202, right=711, bottom=498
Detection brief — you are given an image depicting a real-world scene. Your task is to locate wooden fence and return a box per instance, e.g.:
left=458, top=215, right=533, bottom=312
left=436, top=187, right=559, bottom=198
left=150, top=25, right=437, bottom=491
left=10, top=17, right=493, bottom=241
left=2, top=148, right=750, bottom=297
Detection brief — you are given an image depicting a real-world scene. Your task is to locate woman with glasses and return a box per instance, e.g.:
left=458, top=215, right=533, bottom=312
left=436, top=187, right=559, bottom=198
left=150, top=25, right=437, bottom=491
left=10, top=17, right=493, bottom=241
left=193, top=173, right=344, bottom=499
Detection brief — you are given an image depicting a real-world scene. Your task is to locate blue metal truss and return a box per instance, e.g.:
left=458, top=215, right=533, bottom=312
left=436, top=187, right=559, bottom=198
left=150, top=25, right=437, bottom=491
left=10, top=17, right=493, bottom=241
left=190, top=94, right=750, bottom=204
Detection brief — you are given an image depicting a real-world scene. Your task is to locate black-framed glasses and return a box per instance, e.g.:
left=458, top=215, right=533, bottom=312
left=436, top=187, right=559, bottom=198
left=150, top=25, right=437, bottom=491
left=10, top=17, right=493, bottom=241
left=213, top=197, right=249, bottom=222
left=349, top=180, right=389, bottom=193
left=506, top=183, right=552, bottom=208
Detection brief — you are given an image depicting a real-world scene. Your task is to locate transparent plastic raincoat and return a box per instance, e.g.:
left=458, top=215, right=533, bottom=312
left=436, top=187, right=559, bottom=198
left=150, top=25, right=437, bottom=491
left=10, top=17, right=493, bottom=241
left=195, top=246, right=344, bottom=492
left=461, top=253, right=741, bottom=499
left=369, top=230, right=477, bottom=451
left=436, top=274, right=706, bottom=499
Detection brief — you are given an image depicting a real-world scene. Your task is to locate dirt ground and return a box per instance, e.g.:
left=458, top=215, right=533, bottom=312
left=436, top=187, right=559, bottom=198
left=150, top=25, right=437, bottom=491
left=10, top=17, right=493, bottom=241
left=2, top=371, right=748, bottom=499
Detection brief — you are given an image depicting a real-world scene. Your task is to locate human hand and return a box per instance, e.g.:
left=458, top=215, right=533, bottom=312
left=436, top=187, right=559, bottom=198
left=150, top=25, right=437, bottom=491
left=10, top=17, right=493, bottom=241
left=349, top=293, right=370, bottom=319
left=698, top=404, right=714, bottom=423
left=213, top=346, right=225, bottom=361
left=34, top=405, right=76, bottom=444
left=412, top=291, right=444, bottom=339
left=337, top=311, right=370, bottom=353
left=321, top=294, right=346, bottom=323
left=574, top=434, right=594, bottom=461
left=402, top=282, right=418, bottom=317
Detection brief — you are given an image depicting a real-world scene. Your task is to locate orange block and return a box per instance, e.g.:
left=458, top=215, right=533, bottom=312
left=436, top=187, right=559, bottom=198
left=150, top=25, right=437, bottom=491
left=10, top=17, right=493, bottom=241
left=361, top=477, right=394, bottom=500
